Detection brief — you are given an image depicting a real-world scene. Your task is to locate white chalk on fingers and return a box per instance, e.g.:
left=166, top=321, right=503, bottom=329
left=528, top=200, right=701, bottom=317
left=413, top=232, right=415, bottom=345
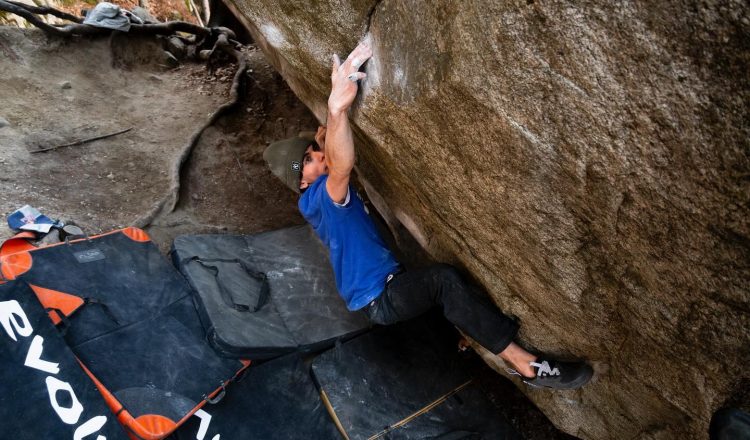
left=348, top=72, right=367, bottom=82
left=351, top=57, right=362, bottom=69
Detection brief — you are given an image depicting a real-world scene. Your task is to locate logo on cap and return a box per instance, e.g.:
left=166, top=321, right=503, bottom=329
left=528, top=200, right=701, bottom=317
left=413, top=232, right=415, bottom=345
left=291, top=161, right=301, bottom=172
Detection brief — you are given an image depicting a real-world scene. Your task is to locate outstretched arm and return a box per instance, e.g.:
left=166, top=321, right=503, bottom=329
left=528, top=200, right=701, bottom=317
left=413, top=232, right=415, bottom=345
left=325, top=41, right=372, bottom=203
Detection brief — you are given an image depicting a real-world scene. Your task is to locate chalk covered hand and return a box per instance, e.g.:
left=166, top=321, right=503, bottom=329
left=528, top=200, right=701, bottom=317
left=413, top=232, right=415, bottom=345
left=328, top=41, right=372, bottom=116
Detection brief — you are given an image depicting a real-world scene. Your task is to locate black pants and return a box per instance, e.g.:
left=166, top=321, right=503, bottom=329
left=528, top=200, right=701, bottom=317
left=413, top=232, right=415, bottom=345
left=363, top=264, right=519, bottom=355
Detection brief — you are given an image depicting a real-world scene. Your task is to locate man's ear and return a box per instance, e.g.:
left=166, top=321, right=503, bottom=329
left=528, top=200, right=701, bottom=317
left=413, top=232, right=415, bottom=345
left=300, top=181, right=309, bottom=190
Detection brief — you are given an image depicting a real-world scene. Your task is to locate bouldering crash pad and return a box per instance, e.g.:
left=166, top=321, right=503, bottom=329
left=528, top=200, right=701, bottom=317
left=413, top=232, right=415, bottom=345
left=171, top=225, right=369, bottom=359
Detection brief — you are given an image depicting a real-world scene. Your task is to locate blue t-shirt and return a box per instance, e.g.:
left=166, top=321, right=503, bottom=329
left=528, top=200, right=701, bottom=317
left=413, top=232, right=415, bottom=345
left=299, top=175, right=400, bottom=310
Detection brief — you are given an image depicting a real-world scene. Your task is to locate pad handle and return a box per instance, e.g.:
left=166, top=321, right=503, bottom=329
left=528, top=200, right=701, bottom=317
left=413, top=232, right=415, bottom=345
left=184, top=257, right=269, bottom=313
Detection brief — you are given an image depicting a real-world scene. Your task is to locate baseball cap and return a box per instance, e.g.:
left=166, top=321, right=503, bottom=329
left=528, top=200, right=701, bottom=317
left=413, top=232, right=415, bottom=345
left=263, top=132, right=316, bottom=193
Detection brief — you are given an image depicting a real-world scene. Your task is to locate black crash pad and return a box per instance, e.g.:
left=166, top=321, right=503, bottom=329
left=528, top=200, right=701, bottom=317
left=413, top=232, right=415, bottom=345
left=0, top=280, right=128, bottom=440
left=312, top=314, right=521, bottom=439
left=0, top=228, right=246, bottom=438
left=171, top=225, right=370, bottom=359
left=174, top=353, right=340, bottom=440
left=73, top=295, right=244, bottom=425
left=1, top=228, right=187, bottom=347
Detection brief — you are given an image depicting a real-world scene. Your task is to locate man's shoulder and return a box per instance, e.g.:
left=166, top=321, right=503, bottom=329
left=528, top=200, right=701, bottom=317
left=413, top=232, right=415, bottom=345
left=298, top=176, right=319, bottom=209
left=310, top=174, right=329, bottom=194
left=298, top=175, right=330, bottom=220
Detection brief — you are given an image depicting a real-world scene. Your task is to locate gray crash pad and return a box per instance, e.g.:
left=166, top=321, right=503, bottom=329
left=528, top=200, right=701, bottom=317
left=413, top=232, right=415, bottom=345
left=172, top=225, right=370, bottom=359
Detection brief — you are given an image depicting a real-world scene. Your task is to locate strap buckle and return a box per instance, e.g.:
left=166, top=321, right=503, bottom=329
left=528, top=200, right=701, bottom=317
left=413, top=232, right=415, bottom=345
left=203, top=382, right=226, bottom=404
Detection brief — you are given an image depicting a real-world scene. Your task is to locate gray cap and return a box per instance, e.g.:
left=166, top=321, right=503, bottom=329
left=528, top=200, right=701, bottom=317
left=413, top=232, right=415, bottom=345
left=263, top=133, right=315, bottom=193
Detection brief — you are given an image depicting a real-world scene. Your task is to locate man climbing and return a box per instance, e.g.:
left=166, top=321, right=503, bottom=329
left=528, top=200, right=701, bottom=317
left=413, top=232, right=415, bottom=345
left=264, top=41, right=593, bottom=389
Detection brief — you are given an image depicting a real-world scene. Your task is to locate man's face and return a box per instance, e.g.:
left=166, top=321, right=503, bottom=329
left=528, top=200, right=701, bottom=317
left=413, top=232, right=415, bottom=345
left=300, top=144, right=327, bottom=190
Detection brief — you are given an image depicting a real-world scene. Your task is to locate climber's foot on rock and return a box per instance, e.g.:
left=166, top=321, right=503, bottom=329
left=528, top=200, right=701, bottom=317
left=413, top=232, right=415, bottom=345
left=457, top=337, right=470, bottom=352
left=509, top=357, right=593, bottom=390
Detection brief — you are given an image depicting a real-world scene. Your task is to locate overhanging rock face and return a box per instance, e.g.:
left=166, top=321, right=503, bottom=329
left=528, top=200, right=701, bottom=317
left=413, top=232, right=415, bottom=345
left=222, top=1, right=749, bottom=438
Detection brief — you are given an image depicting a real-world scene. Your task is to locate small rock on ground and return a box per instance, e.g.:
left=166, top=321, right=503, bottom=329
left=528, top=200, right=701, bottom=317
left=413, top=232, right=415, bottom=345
left=163, top=51, right=180, bottom=68
left=166, top=36, right=186, bottom=59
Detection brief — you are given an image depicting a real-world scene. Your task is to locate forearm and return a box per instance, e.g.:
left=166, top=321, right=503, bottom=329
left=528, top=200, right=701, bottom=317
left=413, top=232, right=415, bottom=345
left=323, top=41, right=371, bottom=202
left=325, top=106, right=355, bottom=176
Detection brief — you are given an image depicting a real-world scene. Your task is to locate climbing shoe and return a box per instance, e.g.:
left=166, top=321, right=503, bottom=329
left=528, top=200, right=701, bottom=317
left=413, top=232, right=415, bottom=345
left=509, top=357, right=593, bottom=390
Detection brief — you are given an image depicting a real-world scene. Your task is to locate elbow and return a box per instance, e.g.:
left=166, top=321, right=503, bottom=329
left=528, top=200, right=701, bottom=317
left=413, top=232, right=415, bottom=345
left=326, top=156, right=354, bottom=175
left=328, top=164, right=353, bottom=180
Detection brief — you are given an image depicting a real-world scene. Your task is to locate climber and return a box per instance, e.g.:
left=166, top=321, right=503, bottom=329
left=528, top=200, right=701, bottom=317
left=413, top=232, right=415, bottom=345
left=263, top=40, right=593, bottom=389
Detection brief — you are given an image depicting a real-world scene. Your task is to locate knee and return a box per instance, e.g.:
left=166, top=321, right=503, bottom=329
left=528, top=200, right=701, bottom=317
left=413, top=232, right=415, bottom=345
left=430, top=264, right=464, bottom=285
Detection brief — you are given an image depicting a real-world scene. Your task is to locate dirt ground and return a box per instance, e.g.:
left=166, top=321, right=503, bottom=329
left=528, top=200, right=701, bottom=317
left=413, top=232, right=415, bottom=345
left=0, top=27, right=310, bottom=252
left=0, top=26, right=575, bottom=439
